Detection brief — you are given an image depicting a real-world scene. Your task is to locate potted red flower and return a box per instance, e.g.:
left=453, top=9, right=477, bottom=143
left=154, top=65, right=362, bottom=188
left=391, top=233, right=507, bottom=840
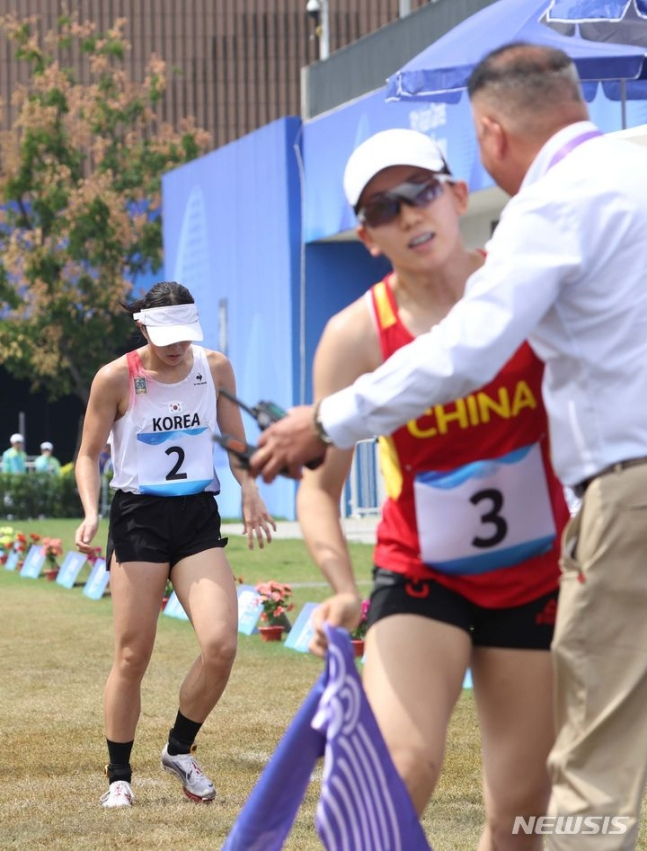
left=0, top=526, right=26, bottom=568
left=255, top=580, right=294, bottom=641
left=161, top=578, right=173, bottom=611
left=41, top=536, right=63, bottom=580
left=350, top=599, right=371, bottom=658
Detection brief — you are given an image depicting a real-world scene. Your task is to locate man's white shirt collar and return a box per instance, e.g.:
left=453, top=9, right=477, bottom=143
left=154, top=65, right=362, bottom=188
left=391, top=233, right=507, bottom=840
left=522, top=121, right=599, bottom=189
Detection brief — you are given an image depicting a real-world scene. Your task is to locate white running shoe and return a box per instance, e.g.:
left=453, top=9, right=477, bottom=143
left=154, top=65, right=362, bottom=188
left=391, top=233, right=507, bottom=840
left=161, top=743, right=216, bottom=802
left=100, top=780, right=134, bottom=808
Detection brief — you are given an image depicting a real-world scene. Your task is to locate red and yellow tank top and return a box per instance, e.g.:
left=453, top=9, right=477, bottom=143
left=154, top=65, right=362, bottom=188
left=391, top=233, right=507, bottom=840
left=369, top=274, right=568, bottom=607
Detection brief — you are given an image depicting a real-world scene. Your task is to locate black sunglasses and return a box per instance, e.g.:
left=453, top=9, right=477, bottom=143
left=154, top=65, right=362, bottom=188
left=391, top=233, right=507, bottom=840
left=356, top=175, right=452, bottom=228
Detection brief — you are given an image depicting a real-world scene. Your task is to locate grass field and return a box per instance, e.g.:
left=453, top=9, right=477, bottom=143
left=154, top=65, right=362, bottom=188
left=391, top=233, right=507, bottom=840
left=1, top=520, right=645, bottom=850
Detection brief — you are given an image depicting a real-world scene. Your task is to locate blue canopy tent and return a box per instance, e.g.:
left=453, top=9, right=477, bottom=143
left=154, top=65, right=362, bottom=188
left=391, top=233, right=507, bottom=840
left=545, top=0, right=647, bottom=104
left=386, top=0, right=647, bottom=126
left=547, top=0, right=647, bottom=48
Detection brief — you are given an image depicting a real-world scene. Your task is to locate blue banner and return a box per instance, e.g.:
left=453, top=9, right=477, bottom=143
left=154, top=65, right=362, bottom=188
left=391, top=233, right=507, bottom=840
left=5, top=550, right=19, bottom=571
left=237, top=585, right=263, bottom=635
left=83, top=558, right=110, bottom=600
left=284, top=602, right=318, bottom=652
left=162, top=591, right=190, bottom=621
left=19, top=545, right=45, bottom=579
left=56, top=551, right=88, bottom=589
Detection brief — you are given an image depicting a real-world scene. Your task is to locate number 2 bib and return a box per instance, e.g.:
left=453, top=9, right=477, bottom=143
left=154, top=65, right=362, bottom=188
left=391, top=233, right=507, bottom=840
left=136, top=427, right=214, bottom=496
left=413, top=443, right=556, bottom=575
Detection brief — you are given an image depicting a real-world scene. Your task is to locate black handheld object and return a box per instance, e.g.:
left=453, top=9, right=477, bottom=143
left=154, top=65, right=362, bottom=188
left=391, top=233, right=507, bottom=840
left=214, top=433, right=301, bottom=480
left=219, top=388, right=286, bottom=430
left=217, top=388, right=324, bottom=471
left=213, top=434, right=258, bottom=469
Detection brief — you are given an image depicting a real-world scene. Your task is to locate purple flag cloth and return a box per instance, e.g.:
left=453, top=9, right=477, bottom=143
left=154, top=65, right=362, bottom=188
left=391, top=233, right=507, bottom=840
left=222, top=625, right=432, bottom=851
left=221, top=674, right=325, bottom=850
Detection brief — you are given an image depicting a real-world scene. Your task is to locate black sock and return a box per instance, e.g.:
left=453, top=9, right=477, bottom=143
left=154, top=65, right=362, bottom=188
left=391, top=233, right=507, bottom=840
left=106, top=739, right=134, bottom=785
left=167, top=710, right=203, bottom=755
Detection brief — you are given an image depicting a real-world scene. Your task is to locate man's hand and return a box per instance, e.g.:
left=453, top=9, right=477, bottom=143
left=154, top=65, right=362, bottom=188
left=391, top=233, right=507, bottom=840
left=249, top=404, right=328, bottom=482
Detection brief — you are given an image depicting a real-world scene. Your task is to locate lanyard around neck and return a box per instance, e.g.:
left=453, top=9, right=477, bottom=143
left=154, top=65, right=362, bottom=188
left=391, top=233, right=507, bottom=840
left=547, top=129, right=602, bottom=170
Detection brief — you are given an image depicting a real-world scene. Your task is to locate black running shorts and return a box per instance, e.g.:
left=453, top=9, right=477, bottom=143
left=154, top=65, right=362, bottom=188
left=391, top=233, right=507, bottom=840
left=107, top=490, right=228, bottom=569
left=368, top=567, right=558, bottom=650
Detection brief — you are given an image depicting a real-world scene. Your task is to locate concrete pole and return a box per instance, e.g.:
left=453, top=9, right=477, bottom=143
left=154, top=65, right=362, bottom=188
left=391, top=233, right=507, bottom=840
left=319, top=0, right=330, bottom=60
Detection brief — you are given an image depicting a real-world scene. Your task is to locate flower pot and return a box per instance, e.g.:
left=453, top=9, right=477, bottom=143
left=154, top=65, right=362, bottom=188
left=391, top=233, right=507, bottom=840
left=351, top=639, right=365, bottom=658
left=259, top=625, right=284, bottom=642
left=43, top=567, right=59, bottom=581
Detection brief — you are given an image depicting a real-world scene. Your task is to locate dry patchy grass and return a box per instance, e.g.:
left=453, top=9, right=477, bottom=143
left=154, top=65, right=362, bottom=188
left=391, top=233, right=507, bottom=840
left=0, top=554, right=484, bottom=850
left=1, top=533, right=644, bottom=850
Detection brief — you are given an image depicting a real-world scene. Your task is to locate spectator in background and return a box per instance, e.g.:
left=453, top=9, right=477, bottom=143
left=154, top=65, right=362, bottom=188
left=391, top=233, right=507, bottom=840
left=34, top=441, right=61, bottom=475
left=1, top=434, right=27, bottom=474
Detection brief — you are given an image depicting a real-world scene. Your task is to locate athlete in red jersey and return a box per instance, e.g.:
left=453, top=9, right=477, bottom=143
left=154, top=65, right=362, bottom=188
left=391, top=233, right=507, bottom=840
left=297, top=129, right=568, bottom=850
left=370, top=274, right=568, bottom=608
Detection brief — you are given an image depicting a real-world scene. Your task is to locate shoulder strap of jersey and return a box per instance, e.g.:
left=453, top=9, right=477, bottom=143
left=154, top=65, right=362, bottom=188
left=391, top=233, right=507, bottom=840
left=126, top=349, right=145, bottom=379
left=370, top=274, right=399, bottom=332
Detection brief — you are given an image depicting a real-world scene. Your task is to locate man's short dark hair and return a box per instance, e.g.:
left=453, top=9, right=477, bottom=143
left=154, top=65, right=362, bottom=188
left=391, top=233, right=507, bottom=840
left=467, top=42, right=582, bottom=105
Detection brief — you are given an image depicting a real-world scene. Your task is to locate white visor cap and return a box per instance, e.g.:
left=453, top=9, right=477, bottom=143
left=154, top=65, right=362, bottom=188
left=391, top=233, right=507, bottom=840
left=133, top=303, right=204, bottom=347
left=343, top=129, right=449, bottom=209
left=40, top=441, right=54, bottom=451
left=10, top=433, right=24, bottom=444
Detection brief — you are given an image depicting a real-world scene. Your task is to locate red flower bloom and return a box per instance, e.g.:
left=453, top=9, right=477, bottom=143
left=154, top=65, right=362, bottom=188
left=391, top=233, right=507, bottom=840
left=255, top=580, right=294, bottom=626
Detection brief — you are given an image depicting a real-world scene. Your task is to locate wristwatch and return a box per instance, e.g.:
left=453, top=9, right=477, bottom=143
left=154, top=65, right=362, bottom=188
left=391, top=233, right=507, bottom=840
left=312, top=400, right=334, bottom=446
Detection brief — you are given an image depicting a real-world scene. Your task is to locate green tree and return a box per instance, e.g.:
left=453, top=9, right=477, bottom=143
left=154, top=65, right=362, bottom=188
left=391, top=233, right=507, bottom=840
left=0, top=11, right=211, bottom=407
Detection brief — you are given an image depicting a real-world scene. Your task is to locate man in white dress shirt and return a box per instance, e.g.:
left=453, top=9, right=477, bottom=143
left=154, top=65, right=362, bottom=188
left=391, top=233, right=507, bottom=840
left=252, top=43, right=647, bottom=850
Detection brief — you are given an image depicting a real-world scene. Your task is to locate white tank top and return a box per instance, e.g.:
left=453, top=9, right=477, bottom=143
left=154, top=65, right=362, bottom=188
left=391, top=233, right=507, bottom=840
left=110, top=345, right=221, bottom=496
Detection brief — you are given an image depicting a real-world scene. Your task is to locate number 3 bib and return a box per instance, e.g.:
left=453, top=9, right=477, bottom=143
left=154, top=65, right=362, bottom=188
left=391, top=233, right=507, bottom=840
left=413, top=443, right=556, bottom=575
left=136, top=427, right=214, bottom=496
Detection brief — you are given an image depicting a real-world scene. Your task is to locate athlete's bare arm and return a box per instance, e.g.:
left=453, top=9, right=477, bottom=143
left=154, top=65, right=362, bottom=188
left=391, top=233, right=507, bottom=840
left=209, top=349, right=276, bottom=548
left=297, top=296, right=382, bottom=655
left=75, top=357, right=129, bottom=552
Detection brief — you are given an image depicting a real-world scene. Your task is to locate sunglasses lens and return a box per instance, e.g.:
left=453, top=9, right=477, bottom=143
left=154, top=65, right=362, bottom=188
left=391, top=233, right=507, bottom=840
left=358, top=177, right=447, bottom=227
left=411, top=179, right=444, bottom=207
left=360, top=197, right=401, bottom=228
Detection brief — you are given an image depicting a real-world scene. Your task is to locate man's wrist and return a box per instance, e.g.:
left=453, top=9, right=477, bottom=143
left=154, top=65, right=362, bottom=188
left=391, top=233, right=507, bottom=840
left=312, top=400, right=334, bottom=446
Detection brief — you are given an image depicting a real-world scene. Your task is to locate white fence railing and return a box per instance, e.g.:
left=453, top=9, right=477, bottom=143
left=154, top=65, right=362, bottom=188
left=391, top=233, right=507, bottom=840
left=342, top=438, right=385, bottom=519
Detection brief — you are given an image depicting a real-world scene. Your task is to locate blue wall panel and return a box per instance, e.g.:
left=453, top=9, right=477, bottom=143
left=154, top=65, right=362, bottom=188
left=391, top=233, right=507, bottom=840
left=162, top=117, right=302, bottom=520
left=303, top=243, right=391, bottom=403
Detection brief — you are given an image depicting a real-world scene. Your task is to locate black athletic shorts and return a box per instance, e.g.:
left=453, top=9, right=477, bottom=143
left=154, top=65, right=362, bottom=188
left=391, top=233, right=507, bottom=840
left=368, top=567, right=558, bottom=650
left=107, top=490, right=228, bottom=570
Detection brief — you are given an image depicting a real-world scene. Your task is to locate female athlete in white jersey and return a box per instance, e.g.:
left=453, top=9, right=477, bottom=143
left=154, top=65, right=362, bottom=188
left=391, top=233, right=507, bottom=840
left=75, top=281, right=275, bottom=808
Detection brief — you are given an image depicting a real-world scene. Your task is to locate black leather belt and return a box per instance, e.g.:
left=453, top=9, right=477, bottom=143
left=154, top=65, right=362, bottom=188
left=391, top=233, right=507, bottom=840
left=572, top=455, right=647, bottom=498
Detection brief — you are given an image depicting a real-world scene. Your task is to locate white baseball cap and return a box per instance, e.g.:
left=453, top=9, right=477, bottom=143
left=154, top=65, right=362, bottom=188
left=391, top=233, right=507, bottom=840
left=10, top=433, right=23, bottom=444
left=133, top=303, right=204, bottom=347
left=343, top=129, right=450, bottom=209
left=40, top=441, right=54, bottom=451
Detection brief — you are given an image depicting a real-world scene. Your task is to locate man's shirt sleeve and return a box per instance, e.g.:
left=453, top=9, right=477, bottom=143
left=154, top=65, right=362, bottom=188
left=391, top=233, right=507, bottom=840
left=320, top=190, right=580, bottom=449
